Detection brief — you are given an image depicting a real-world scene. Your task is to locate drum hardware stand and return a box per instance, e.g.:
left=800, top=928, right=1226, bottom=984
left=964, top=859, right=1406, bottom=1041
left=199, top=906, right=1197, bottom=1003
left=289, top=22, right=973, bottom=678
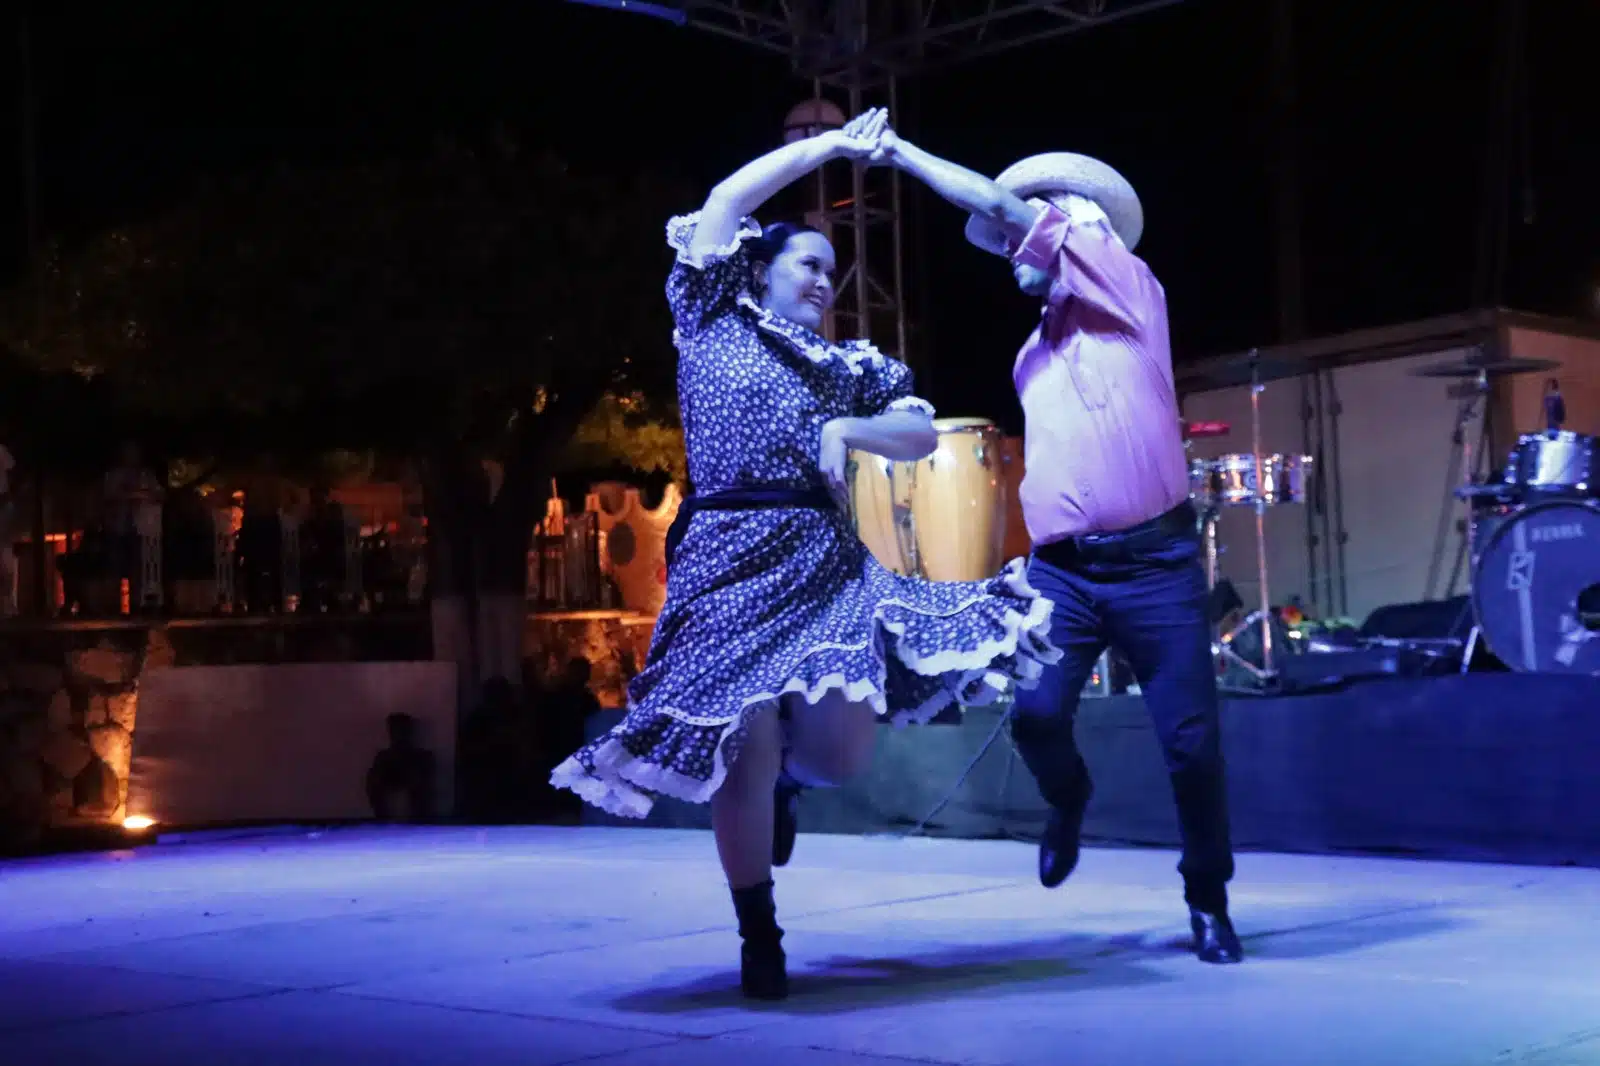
left=1201, top=506, right=1221, bottom=589
left=1426, top=366, right=1495, bottom=602
left=1182, top=426, right=1225, bottom=591
left=1213, top=351, right=1280, bottom=687
left=1459, top=624, right=1482, bottom=675
left=1445, top=369, right=1498, bottom=673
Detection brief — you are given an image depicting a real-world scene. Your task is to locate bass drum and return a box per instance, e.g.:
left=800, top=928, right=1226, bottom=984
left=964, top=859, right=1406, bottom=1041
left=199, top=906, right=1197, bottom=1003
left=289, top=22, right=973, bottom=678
left=1472, top=499, right=1600, bottom=674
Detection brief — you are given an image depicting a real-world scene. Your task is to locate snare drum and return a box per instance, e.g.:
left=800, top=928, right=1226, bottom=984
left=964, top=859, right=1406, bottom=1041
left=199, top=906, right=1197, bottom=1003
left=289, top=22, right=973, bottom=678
left=1262, top=453, right=1314, bottom=505
left=1214, top=454, right=1261, bottom=506
left=1213, top=453, right=1314, bottom=506
left=1187, top=458, right=1220, bottom=511
left=1504, top=431, right=1596, bottom=496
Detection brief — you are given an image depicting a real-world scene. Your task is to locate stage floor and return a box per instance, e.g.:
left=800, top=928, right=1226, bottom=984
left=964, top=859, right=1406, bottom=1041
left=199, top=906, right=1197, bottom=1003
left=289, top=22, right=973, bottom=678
left=3, top=826, right=1597, bottom=1066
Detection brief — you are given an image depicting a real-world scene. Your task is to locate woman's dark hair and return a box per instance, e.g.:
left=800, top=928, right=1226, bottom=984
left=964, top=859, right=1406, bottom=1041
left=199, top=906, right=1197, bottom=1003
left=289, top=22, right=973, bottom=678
left=749, top=221, right=823, bottom=266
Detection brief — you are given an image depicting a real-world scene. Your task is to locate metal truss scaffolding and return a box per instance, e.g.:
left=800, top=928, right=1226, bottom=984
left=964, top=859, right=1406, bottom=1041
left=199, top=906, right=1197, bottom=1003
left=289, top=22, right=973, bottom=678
left=572, top=0, right=1186, bottom=367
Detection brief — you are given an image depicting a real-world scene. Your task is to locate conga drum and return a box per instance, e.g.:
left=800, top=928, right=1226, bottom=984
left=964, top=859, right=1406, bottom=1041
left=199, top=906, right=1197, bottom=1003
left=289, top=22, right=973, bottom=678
left=847, top=451, right=914, bottom=576
left=848, top=417, right=1009, bottom=582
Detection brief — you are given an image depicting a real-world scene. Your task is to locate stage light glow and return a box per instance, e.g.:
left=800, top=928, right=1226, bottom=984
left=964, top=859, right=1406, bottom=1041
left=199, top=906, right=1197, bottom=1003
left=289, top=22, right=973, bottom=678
left=562, top=0, right=688, bottom=25
left=123, top=816, right=156, bottom=831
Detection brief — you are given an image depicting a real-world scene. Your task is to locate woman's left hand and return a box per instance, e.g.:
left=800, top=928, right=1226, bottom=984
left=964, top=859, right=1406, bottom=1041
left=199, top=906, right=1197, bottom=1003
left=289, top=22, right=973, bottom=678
left=818, top=418, right=856, bottom=513
left=830, top=108, right=890, bottom=161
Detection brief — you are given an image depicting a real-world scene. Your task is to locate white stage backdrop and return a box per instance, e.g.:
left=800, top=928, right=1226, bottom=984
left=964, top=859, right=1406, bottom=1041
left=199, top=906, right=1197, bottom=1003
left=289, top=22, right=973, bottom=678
left=1182, top=347, right=1485, bottom=623
left=127, top=661, right=457, bottom=828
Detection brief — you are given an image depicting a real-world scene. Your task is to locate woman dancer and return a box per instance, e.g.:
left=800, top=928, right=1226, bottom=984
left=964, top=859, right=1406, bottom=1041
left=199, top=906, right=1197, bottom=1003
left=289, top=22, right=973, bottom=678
left=551, top=109, right=1059, bottom=1001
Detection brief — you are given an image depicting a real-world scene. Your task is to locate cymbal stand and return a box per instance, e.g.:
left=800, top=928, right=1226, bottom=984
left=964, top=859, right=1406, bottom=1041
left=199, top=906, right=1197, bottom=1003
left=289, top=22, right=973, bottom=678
left=1445, top=368, right=1504, bottom=673
left=1425, top=367, right=1494, bottom=601
left=1451, top=369, right=1497, bottom=584
left=1183, top=428, right=1223, bottom=589
left=1201, top=505, right=1221, bottom=589
left=1215, top=351, right=1279, bottom=686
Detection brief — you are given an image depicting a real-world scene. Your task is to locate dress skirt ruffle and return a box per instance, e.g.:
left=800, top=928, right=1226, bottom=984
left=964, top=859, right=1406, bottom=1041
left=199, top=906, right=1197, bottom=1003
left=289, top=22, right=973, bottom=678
left=551, top=505, right=1059, bottom=819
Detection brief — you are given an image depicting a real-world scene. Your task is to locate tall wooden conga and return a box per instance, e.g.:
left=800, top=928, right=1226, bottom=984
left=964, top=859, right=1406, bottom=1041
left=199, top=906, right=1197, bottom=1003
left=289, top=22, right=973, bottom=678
left=847, top=417, right=1009, bottom=582
left=847, top=451, right=914, bottom=576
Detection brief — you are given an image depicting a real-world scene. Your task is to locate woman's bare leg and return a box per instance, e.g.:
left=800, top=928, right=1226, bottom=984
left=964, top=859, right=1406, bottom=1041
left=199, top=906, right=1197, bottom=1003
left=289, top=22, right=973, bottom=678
left=712, top=703, right=784, bottom=888
left=785, top=689, right=879, bottom=787
left=712, top=704, right=789, bottom=999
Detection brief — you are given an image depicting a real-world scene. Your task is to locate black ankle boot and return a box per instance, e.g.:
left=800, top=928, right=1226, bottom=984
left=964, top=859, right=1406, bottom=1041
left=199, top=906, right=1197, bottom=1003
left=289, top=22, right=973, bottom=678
left=730, top=880, right=787, bottom=1000
left=773, top=771, right=803, bottom=867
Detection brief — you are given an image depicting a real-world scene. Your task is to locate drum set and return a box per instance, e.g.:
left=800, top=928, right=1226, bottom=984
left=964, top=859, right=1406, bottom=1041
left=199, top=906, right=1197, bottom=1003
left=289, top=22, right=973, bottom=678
left=1431, top=352, right=1600, bottom=676
left=845, top=347, right=1600, bottom=688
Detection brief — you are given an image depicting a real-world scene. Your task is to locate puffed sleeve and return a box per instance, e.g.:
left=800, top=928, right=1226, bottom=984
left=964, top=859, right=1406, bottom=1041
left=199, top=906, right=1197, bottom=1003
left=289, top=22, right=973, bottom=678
left=664, top=211, right=762, bottom=342
left=1011, top=202, right=1151, bottom=331
left=858, top=356, right=937, bottom=419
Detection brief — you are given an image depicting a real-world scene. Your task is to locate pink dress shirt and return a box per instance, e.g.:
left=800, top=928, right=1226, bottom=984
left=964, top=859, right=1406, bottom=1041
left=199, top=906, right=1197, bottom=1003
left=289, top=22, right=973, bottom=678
left=1010, top=203, right=1190, bottom=544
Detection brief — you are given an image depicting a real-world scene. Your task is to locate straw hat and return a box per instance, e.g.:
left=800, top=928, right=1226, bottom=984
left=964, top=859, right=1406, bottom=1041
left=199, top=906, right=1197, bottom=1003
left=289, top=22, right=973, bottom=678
left=964, top=152, right=1144, bottom=253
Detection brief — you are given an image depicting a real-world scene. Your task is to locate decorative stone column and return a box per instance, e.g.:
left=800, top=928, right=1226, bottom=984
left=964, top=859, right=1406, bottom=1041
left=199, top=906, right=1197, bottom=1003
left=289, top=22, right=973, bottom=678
left=0, top=632, right=148, bottom=842
left=588, top=483, right=678, bottom=618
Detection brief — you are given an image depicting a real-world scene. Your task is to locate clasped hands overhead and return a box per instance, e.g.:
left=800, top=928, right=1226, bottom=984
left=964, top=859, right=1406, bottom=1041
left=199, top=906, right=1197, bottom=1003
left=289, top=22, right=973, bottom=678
left=824, top=107, right=902, bottom=166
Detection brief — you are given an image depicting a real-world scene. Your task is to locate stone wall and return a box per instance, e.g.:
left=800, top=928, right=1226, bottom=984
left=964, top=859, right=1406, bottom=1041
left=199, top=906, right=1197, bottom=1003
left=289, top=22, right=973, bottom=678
left=0, top=614, right=433, bottom=849
left=524, top=610, right=656, bottom=708
left=0, top=609, right=659, bottom=846
left=0, top=625, right=150, bottom=847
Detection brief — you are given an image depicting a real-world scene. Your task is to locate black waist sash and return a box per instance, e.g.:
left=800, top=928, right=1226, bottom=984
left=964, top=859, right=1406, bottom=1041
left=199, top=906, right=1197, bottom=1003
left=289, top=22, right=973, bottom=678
left=665, top=486, right=835, bottom=569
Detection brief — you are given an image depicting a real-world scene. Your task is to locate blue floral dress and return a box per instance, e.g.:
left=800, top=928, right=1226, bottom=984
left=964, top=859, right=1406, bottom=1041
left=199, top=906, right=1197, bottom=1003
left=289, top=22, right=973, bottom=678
left=550, top=212, right=1061, bottom=818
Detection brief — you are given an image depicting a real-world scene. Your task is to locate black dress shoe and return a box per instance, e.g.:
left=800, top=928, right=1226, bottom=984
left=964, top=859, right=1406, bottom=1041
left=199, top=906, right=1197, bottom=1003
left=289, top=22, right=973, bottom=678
left=773, top=774, right=802, bottom=868
left=1189, top=908, right=1243, bottom=964
left=1038, top=788, right=1091, bottom=888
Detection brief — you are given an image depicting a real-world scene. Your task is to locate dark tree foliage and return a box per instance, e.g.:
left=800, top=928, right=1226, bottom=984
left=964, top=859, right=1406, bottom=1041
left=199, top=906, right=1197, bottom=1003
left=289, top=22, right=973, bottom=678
left=1, top=131, right=691, bottom=697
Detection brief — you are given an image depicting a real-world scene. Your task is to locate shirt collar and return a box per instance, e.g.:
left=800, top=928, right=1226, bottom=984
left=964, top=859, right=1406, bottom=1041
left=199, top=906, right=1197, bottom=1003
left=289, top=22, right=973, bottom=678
left=1063, top=194, right=1118, bottom=242
left=1036, top=193, right=1121, bottom=246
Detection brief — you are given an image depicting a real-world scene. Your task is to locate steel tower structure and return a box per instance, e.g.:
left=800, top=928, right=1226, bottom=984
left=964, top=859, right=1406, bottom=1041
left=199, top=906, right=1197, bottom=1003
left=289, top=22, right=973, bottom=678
left=569, top=0, right=1185, bottom=369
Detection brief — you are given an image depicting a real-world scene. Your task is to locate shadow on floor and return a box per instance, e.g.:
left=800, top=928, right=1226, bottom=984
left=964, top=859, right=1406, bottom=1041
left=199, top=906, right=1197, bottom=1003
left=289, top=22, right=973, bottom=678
left=1097, top=898, right=1465, bottom=961
left=610, top=932, right=1172, bottom=1016
left=610, top=897, right=1466, bottom=1015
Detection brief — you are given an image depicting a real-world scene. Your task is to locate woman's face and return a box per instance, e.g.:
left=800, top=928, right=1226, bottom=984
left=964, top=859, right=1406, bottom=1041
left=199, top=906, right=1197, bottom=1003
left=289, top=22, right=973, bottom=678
left=758, top=231, right=836, bottom=331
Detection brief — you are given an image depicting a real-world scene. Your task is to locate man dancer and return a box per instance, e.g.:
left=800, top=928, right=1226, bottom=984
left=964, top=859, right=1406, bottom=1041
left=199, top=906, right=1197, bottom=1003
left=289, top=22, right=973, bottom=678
left=881, top=134, right=1241, bottom=963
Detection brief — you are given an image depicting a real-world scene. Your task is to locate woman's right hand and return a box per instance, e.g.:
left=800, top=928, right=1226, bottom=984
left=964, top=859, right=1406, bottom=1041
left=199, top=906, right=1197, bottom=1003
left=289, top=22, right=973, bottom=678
left=829, top=108, right=890, bottom=161
left=818, top=417, right=856, bottom=514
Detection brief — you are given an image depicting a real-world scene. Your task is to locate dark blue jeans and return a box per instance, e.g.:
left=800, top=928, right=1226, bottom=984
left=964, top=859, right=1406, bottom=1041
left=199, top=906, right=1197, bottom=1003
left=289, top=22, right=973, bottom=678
left=1011, top=506, right=1234, bottom=912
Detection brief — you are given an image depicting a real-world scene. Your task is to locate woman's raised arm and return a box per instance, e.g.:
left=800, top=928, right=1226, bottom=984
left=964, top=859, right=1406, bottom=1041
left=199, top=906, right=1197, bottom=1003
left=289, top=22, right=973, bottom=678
left=685, top=108, right=889, bottom=264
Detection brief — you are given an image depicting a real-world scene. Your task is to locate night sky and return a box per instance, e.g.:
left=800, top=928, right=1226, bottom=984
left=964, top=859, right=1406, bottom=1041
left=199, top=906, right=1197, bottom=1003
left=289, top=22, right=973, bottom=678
left=2, top=0, right=1595, bottom=434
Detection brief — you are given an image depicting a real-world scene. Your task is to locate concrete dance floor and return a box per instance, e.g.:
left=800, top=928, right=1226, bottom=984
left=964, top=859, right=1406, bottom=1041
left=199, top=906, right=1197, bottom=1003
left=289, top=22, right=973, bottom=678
left=2, top=825, right=1596, bottom=1065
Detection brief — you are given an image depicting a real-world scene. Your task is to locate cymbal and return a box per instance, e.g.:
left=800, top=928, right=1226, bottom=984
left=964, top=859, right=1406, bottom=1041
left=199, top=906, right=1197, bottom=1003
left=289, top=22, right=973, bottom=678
left=1412, top=356, right=1559, bottom=379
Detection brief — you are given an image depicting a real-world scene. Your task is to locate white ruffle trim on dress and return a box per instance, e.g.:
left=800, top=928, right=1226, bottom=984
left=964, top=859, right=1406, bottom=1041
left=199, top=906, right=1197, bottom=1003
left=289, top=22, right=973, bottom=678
left=884, top=395, right=938, bottom=418
left=664, top=210, right=890, bottom=377
left=549, top=557, right=1060, bottom=819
